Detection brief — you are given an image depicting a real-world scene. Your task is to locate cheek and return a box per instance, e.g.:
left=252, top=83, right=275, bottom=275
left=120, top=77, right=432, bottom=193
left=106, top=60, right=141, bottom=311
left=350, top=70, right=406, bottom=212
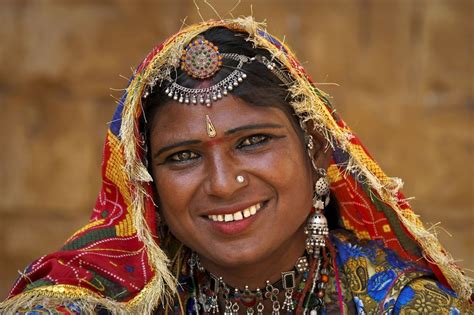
left=151, top=168, right=199, bottom=233
left=246, top=142, right=313, bottom=206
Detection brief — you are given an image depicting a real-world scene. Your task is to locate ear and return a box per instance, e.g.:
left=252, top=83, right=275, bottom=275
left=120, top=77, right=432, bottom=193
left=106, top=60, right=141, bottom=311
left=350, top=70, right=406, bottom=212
left=309, top=131, right=332, bottom=170
left=304, top=122, right=332, bottom=181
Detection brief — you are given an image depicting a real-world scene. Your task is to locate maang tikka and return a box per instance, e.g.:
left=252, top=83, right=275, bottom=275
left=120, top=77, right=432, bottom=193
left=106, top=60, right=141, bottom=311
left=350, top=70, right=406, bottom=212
left=304, top=135, right=330, bottom=257
left=143, top=36, right=293, bottom=106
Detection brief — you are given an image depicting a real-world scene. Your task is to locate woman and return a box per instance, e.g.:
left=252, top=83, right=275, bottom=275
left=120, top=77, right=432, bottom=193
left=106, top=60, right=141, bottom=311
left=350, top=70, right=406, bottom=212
left=1, top=17, right=471, bottom=314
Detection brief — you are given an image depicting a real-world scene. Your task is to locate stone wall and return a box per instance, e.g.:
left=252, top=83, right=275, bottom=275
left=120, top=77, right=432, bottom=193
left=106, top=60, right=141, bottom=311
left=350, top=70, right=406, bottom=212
left=0, top=0, right=472, bottom=298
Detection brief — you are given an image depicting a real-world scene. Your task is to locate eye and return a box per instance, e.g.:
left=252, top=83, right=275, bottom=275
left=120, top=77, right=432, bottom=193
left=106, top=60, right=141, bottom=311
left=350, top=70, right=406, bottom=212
left=168, top=150, right=200, bottom=163
left=237, top=134, right=271, bottom=149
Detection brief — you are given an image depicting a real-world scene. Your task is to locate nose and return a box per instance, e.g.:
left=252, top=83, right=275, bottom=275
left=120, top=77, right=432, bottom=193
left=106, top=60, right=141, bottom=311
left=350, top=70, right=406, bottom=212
left=203, top=151, right=247, bottom=199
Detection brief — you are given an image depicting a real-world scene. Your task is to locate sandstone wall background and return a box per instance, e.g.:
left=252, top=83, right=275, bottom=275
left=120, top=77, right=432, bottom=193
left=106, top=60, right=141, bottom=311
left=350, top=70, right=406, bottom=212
left=0, top=0, right=472, bottom=298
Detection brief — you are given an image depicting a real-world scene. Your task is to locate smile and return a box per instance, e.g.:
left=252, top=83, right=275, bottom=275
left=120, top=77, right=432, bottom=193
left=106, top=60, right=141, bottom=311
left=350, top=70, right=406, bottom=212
left=207, top=203, right=263, bottom=222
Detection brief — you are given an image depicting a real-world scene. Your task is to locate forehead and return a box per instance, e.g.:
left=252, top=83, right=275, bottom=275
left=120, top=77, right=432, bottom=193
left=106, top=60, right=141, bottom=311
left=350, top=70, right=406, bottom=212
left=150, top=96, right=296, bottom=143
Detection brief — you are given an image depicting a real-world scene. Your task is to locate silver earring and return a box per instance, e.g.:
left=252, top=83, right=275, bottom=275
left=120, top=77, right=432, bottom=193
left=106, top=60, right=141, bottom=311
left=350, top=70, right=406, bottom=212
left=236, top=175, right=245, bottom=184
left=313, top=169, right=330, bottom=210
left=304, top=168, right=330, bottom=256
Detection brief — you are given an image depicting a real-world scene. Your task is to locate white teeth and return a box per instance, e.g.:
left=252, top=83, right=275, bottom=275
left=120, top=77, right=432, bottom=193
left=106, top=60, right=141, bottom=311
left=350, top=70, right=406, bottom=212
left=224, top=214, right=234, bottom=222
left=208, top=203, right=263, bottom=222
left=249, top=205, right=257, bottom=215
left=233, top=211, right=243, bottom=221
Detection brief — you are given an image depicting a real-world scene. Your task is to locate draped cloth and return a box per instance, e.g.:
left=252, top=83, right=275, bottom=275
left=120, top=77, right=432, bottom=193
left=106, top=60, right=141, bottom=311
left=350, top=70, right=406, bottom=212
left=1, top=17, right=471, bottom=314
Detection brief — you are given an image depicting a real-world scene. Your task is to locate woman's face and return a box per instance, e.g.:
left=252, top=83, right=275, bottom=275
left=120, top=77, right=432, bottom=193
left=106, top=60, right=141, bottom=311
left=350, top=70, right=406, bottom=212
left=149, top=96, right=315, bottom=269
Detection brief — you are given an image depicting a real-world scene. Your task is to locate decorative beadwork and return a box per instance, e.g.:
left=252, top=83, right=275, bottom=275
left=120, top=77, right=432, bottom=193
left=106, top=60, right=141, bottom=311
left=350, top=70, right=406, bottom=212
left=181, top=37, right=223, bottom=79
left=186, top=253, right=323, bottom=315
left=165, top=53, right=249, bottom=107
left=143, top=38, right=292, bottom=107
left=295, top=256, right=309, bottom=273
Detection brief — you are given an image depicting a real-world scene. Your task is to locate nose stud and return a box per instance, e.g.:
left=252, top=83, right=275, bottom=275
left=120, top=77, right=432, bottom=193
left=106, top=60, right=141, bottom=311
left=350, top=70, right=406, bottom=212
left=236, top=175, right=245, bottom=184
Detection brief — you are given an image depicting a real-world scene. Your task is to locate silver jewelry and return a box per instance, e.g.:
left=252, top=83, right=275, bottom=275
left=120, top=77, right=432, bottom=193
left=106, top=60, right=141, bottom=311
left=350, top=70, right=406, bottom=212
left=304, top=131, right=330, bottom=257
left=143, top=38, right=292, bottom=106
left=295, top=256, right=309, bottom=273
left=281, top=271, right=296, bottom=311
left=306, top=134, right=314, bottom=150
left=236, top=175, right=245, bottom=184
left=192, top=253, right=310, bottom=315
left=304, top=211, right=329, bottom=255
left=313, top=170, right=330, bottom=210
left=305, top=168, right=330, bottom=255
left=166, top=52, right=250, bottom=107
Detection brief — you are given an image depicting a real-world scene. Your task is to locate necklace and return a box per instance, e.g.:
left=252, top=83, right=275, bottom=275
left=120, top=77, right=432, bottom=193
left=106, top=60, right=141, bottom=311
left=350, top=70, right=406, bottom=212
left=185, top=248, right=329, bottom=315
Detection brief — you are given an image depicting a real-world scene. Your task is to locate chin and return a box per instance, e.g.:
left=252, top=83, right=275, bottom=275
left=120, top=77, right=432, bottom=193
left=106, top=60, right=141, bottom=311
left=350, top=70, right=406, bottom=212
left=203, top=242, right=268, bottom=268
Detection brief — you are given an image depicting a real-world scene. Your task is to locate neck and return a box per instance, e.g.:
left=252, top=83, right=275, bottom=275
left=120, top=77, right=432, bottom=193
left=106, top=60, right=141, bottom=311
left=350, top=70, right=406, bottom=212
left=197, top=225, right=307, bottom=289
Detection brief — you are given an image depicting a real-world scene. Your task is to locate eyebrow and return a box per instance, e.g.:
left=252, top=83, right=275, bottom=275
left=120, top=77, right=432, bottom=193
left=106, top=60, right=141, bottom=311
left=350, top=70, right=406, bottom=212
left=224, top=123, right=284, bottom=135
left=153, top=123, right=284, bottom=159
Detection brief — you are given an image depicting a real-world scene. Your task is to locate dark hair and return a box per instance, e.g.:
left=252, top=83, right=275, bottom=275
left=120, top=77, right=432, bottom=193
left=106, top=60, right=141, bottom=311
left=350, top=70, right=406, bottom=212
left=142, top=27, right=301, bottom=137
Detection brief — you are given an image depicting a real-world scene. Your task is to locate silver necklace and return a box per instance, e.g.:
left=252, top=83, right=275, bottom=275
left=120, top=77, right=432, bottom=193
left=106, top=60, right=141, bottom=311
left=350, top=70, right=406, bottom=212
left=188, top=252, right=319, bottom=315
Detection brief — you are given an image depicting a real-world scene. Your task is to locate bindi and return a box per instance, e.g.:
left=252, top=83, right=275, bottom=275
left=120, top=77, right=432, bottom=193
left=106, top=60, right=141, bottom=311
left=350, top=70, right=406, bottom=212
left=206, top=115, right=217, bottom=138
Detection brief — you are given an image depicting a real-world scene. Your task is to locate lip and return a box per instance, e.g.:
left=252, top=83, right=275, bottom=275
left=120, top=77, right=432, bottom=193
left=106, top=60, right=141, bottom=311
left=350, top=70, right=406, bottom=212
left=202, top=201, right=268, bottom=235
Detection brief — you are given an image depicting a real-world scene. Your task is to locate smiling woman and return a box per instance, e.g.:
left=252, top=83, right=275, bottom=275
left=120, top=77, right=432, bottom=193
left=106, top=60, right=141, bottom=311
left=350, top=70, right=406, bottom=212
left=0, top=17, right=472, bottom=314
left=150, top=98, right=314, bottom=283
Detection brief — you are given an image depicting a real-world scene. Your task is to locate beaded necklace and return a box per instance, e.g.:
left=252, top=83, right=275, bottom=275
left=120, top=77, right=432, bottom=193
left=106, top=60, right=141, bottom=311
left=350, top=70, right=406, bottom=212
left=184, top=247, right=329, bottom=315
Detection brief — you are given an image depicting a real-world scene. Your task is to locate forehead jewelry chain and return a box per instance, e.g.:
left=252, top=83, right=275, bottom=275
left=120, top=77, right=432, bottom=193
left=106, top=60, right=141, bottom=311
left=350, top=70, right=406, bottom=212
left=143, top=37, right=293, bottom=106
left=206, top=115, right=217, bottom=138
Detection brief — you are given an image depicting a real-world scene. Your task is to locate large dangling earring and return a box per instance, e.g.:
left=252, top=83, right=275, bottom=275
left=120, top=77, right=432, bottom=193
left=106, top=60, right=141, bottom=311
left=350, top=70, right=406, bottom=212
left=304, top=135, right=330, bottom=257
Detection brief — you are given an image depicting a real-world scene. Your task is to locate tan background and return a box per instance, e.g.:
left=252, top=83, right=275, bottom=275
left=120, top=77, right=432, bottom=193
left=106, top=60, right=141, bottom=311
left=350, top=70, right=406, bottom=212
left=0, top=0, right=472, bottom=299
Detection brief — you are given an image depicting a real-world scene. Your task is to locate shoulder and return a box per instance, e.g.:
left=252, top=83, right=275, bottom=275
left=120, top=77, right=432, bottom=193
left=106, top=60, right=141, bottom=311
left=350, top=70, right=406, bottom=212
left=393, top=277, right=467, bottom=314
left=329, top=230, right=469, bottom=314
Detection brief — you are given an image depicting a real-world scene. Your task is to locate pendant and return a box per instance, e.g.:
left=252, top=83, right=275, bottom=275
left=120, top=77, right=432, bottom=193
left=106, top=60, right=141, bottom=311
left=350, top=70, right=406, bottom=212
left=272, top=300, right=281, bottom=315
left=232, top=302, right=239, bottom=315
left=282, top=288, right=295, bottom=311
left=209, top=295, right=219, bottom=314
left=224, top=301, right=233, bottom=315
